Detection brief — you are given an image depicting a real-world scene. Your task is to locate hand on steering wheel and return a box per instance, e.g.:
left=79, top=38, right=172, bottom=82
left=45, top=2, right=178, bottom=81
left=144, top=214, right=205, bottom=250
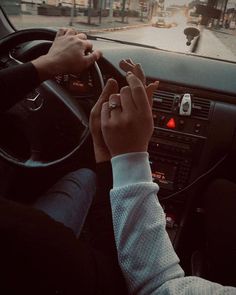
left=32, top=28, right=102, bottom=82
left=0, top=28, right=104, bottom=168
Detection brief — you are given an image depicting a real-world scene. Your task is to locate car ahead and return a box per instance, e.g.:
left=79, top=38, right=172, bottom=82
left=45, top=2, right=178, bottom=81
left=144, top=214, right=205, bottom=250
left=152, top=16, right=170, bottom=28
left=152, top=12, right=177, bottom=28
left=187, top=15, right=201, bottom=26
left=0, top=1, right=236, bottom=292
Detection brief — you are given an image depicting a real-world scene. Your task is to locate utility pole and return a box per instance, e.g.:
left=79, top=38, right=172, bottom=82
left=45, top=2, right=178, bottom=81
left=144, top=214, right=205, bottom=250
left=121, top=0, right=126, bottom=22
left=99, top=0, right=103, bottom=24
left=222, top=0, right=229, bottom=21
left=88, top=0, right=92, bottom=25
left=140, top=2, right=144, bottom=22
left=69, top=0, right=75, bottom=26
left=109, top=0, right=114, bottom=17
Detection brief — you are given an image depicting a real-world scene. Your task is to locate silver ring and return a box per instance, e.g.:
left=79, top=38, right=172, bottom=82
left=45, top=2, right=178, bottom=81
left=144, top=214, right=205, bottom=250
left=108, top=102, right=121, bottom=111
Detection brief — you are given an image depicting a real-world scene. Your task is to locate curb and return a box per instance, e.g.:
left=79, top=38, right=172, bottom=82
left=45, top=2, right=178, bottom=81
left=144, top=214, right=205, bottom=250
left=80, top=22, right=151, bottom=34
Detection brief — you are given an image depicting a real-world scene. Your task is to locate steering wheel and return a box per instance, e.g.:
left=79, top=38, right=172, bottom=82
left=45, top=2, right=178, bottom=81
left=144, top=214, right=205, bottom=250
left=0, top=28, right=104, bottom=168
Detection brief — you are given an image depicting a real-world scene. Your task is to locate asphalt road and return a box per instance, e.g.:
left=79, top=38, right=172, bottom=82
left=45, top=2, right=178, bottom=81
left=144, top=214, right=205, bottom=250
left=97, top=25, right=189, bottom=53
left=96, top=25, right=236, bottom=62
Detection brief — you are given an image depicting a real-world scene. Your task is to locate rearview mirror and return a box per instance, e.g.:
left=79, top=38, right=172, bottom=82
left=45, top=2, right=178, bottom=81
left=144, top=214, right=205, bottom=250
left=184, top=27, right=200, bottom=46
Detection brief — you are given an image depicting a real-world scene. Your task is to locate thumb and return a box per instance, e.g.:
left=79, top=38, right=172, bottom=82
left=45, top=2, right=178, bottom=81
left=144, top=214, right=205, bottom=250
left=101, top=102, right=110, bottom=129
left=85, top=50, right=102, bottom=67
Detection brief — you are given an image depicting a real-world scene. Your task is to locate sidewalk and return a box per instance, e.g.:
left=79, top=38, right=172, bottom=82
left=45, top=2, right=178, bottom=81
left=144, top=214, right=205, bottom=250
left=211, top=27, right=236, bottom=36
left=197, top=28, right=236, bottom=62
left=76, top=15, right=150, bottom=34
left=208, top=27, right=236, bottom=58
left=10, top=14, right=151, bottom=33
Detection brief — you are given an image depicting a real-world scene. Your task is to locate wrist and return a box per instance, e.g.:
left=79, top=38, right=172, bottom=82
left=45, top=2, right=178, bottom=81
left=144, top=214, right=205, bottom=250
left=93, top=143, right=110, bottom=163
left=31, top=55, right=60, bottom=82
left=110, top=145, right=148, bottom=158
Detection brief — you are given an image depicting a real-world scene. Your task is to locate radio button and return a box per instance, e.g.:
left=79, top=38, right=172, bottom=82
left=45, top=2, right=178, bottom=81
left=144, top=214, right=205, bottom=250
left=179, top=119, right=185, bottom=129
left=159, top=116, right=166, bottom=126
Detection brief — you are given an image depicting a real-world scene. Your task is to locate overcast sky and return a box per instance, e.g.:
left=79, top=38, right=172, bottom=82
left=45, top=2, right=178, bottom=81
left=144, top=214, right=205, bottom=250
left=165, top=0, right=236, bottom=8
left=165, top=0, right=191, bottom=6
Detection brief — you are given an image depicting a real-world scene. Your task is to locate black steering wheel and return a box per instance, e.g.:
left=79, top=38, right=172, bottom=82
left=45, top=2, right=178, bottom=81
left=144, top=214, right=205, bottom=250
left=0, top=28, right=104, bottom=168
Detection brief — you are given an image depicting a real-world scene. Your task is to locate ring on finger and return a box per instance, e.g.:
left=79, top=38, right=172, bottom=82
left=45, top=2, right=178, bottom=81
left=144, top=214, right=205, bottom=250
left=108, top=101, right=121, bottom=111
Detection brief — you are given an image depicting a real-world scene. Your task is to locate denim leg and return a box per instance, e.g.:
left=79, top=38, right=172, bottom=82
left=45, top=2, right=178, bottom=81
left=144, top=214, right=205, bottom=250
left=33, top=168, right=96, bottom=237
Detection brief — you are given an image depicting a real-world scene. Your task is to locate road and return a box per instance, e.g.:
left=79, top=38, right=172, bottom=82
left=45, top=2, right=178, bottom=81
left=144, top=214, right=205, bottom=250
left=96, top=25, right=236, bottom=62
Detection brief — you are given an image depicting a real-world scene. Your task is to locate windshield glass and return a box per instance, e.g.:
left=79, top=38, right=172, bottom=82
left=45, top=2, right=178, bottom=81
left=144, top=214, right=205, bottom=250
left=2, top=0, right=236, bottom=62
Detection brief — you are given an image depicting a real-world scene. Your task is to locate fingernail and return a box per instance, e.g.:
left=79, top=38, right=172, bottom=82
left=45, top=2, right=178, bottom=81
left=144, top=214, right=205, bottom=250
left=126, top=71, right=132, bottom=76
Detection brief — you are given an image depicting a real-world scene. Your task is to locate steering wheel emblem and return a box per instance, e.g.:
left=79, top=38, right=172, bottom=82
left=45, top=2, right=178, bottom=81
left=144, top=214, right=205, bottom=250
left=25, top=89, right=44, bottom=111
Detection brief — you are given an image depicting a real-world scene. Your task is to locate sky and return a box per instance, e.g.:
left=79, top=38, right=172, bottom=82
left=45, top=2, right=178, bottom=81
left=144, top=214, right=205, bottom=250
left=165, top=0, right=191, bottom=6
left=165, top=0, right=236, bottom=9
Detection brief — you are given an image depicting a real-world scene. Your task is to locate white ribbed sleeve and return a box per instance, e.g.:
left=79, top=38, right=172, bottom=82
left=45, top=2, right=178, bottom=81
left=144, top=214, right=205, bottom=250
left=110, top=152, right=236, bottom=295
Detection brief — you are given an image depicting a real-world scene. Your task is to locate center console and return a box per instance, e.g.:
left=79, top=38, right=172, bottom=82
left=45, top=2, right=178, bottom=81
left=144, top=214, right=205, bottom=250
left=148, top=89, right=211, bottom=197
left=148, top=89, right=212, bottom=245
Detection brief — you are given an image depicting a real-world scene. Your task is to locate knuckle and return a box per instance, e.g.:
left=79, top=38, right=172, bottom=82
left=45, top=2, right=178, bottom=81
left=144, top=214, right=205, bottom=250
left=109, top=94, right=118, bottom=100
left=133, top=85, right=143, bottom=92
left=76, top=38, right=83, bottom=45
left=68, top=36, right=75, bottom=42
left=120, top=86, right=130, bottom=95
left=79, top=33, right=87, bottom=39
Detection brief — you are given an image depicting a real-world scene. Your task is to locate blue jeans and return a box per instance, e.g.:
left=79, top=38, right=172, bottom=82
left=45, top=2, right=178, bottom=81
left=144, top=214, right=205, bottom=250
left=34, top=168, right=96, bottom=237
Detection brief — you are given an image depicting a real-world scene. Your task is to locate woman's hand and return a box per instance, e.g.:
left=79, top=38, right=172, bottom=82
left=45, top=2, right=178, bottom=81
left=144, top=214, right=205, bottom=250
left=101, top=73, right=158, bottom=157
left=32, top=28, right=102, bottom=82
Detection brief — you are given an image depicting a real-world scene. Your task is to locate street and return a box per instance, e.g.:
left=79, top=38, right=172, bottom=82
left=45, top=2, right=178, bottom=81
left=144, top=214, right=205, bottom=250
left=96, top=25, right=236, bottom=62
left=97, top=25, right=190, bottom=53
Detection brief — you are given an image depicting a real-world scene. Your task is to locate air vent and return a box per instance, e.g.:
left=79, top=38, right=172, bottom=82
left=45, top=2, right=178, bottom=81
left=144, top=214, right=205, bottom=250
left=192, top=97, right=211, bottom=119
left=152, top=90, right=211, bottom=119
left=153, top=90, right=174, bottom=112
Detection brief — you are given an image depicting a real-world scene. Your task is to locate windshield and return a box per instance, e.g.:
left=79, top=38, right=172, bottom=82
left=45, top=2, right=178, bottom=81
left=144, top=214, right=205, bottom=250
left=2, top=0, right=236, bottom=62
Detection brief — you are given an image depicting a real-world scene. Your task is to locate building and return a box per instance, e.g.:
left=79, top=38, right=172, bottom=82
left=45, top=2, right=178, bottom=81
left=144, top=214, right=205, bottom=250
left=1, top=0, right=21, bottom=15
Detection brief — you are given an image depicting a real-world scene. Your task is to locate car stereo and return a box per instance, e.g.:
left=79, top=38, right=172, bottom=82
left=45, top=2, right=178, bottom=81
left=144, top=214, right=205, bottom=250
left=148, top=125, right=205, bottom=194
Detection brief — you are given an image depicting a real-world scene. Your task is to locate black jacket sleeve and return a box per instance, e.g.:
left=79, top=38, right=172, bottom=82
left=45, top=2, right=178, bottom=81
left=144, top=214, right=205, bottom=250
left=88, top=161, right=128, bottom=294
left=88, top=161, right=114, bottom=253
left=0, top=62, right=40, bottom=112
left=0, top=196, right=127, bottom=295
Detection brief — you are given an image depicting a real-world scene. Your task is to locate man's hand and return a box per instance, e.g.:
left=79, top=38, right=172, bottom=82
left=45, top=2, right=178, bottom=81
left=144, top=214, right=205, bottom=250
left=89, top=79, right=118, bottom=163
left=101, top=73, right=158, bottom=157
left=119, top=58, right=158, bottom=107
left=32, top=28, right=102, bottom=82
